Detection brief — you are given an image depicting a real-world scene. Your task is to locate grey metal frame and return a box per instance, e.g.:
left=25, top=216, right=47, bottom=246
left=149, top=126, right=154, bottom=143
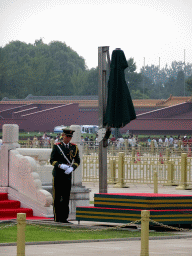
left=98, top=46, right=110, bottom=193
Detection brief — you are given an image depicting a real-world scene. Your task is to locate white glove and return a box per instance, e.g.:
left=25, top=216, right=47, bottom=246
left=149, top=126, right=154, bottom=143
left=65, top=167, right=74, bottom=175
left=60, top=164, right=69, bottom=171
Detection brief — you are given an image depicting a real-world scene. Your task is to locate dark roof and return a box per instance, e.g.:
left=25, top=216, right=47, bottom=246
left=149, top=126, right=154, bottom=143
left=1, top=95, right=98, bottom=101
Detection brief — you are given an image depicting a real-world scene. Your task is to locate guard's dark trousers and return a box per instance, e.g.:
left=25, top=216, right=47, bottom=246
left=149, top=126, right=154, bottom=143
left=52, top=172, right=72, bottom=222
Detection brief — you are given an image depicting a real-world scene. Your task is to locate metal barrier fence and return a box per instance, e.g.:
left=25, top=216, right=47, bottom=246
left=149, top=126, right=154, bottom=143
left=19, top=138, right=54, bottom=148
left=83, top=142, right=191, bottom=157
left=82, top=152, right=192, bottom=186
left=20, top=139, right=192, bottom=158
left=20, top=139, right=188, bottom=153
left=18, top=140, right=192, bottom=186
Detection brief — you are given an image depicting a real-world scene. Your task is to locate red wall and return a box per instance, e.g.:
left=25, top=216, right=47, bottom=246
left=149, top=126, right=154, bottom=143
left=0, top=104, right=80, bottom=132
left=21, top=103, right=80, bottom=132
left=1, top=101, right=192, bottom=134
left=78, top=109, right=98, bottom=125
left=137, top=102, right=192, bottom=119
left=0, top=104, right=24, bottom=111
left=121, top=119, right=192, bottom=134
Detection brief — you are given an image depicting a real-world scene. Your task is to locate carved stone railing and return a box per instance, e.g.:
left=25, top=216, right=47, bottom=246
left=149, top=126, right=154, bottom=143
left=9, top=149, right=53, bottom=216
left=16, top=148, right=52, bottom=185
left=0, top=124, right=53, bottom=217
left=0, top=124, right=90, bottom=218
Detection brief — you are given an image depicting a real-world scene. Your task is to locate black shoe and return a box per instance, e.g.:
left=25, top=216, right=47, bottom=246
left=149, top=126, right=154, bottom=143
left=62, top=220, right=72, bottom=224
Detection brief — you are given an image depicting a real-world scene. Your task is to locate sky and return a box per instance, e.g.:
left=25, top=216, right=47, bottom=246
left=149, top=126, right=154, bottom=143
left=0, top=0, right=192, bottom=71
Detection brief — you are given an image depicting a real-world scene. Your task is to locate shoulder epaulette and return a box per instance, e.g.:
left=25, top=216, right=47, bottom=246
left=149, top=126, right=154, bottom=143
left=55, top=142, right=61, bottom=145
left=71, top=143, right=77, bottom=146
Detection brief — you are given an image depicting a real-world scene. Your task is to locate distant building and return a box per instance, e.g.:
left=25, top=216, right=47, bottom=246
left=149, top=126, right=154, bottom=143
left=0, top=94, right=192, bottom=134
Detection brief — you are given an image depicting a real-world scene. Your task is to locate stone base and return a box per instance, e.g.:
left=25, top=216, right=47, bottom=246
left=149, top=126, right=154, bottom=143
left=70, top=185, right=90, bottom=214
left=114, top=183, right=129, bottom=188
left=176, top=185, right=192, bottom=190
left=164, top=183, right=178, bottom=186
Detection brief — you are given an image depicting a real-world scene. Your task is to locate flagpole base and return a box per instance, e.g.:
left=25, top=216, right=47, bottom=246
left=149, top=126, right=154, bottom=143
left=164, top=183, right=178, bottom=186
left=176, top=185, right=192, bottom=190
left=114, top=183, right=129, bottom=188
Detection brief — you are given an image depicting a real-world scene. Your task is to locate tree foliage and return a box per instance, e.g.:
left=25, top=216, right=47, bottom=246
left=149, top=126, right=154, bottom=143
left=186, top=76, right=192, bottom=93
left=0, top=40, right=87, bottom=99
left=140, top=61, right=192, bottom=98
left=0, top=40, right=192, bottom=101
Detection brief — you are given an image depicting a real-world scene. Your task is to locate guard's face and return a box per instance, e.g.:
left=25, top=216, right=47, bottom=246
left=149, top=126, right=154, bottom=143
left=63, top=134, right=72, bottom=144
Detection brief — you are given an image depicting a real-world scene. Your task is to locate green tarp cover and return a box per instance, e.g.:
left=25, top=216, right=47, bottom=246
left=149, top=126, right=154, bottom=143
left=103, top=48, right=136, bottom=128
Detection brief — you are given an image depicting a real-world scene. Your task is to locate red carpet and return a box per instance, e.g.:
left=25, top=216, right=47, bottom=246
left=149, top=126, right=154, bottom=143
left=0, top=193, right=52, bottom=221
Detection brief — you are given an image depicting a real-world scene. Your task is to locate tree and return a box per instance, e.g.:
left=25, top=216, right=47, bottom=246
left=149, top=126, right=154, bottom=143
left=164, top=76, right=176, bottom=98
left=175, top=71, right=185, bottom=96
left=83, top=67, right=98, bottom=95
left=0, top=47, right=8, bottom=95
left=124, top=58, right=143, bottom=99
left=139, top=61, right=192, bottom=98
left=0, top=39, right=89, bottom=99
left=71, top=70, right=88, bottom=95
left=1, top=39, right=192, bottom=100
left=186, top=76, right=192, bottom=94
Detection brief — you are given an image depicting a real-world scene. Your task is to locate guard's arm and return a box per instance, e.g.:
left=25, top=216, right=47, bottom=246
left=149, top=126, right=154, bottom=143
left=50, top=145, right=63, bottom=168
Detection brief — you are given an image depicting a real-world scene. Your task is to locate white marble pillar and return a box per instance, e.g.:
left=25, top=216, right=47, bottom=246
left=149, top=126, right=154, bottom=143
left=70, top=125, right=82, bottom=186
left=69, top=125, right=90, bottom=216
left=0, top=124, right=20, bottom=187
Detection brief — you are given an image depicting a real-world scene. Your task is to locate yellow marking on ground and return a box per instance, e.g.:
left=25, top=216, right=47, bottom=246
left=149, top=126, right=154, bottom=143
left=94, top=197, right=192, bottom=204
left=76, top=215, right=138, bottom=221
left=76, top=210, right=140, bottom=217
left=76, top=211, right=192, bottom=218
left=94, top=201, right=192, bottom=208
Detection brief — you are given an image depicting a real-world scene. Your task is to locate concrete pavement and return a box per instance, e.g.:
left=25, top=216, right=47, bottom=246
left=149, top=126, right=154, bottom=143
left=84, top=182, right=192, bottom=202
left=1, top=238, right=192, bottom=256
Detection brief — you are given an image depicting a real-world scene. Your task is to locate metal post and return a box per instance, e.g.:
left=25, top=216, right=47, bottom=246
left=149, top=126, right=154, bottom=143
left=178, top=139, right=182, bottom=150
left=140, top=210, right=150, bottom=256
left=124, top=139, right=128, bottom=154
left=166, top=160, right=175, bottom=186
left=143, top=57, right=145, bottom=99
left=50, top=138, right=54, bottom=148
left=114, top=152, right=126, bottom=188
left=153, top=171, right=158, bottom=193
left=98, top=46, right=110, bottom=193
left=109, top=159, right=116, bottom=184
left=132, top=147, right=135, bottom=163
left=112, top=144, right=115, bottom=156
left=84, top=143, right=88, bottom=155
left=176, top=153, right=188, bottom=190
left=27, top=138, right=30, bottom=148
left=151, top=140, right=154, bottom=154
left=138, top=144, right=141, bottom=155
left=166, top=147, right=170, bottom=162
left=17, top=213, right=26, bottom=256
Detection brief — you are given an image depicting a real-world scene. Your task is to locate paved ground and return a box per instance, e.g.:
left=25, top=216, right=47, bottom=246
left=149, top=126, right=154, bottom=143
left=1, top=182, right=192, bottom=256
left=84, top=182, right=192, bottom=202
left=1, top=238, right=192, bottom=256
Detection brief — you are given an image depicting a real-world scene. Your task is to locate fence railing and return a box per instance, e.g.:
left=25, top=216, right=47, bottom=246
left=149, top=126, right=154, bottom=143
left=20, top=139, right=191, bottom=156
left=19, top=138, right=55, bottom=148
left=82, top=152, right=192, bottom=187
left=18, top=140, right=192, bottom=187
